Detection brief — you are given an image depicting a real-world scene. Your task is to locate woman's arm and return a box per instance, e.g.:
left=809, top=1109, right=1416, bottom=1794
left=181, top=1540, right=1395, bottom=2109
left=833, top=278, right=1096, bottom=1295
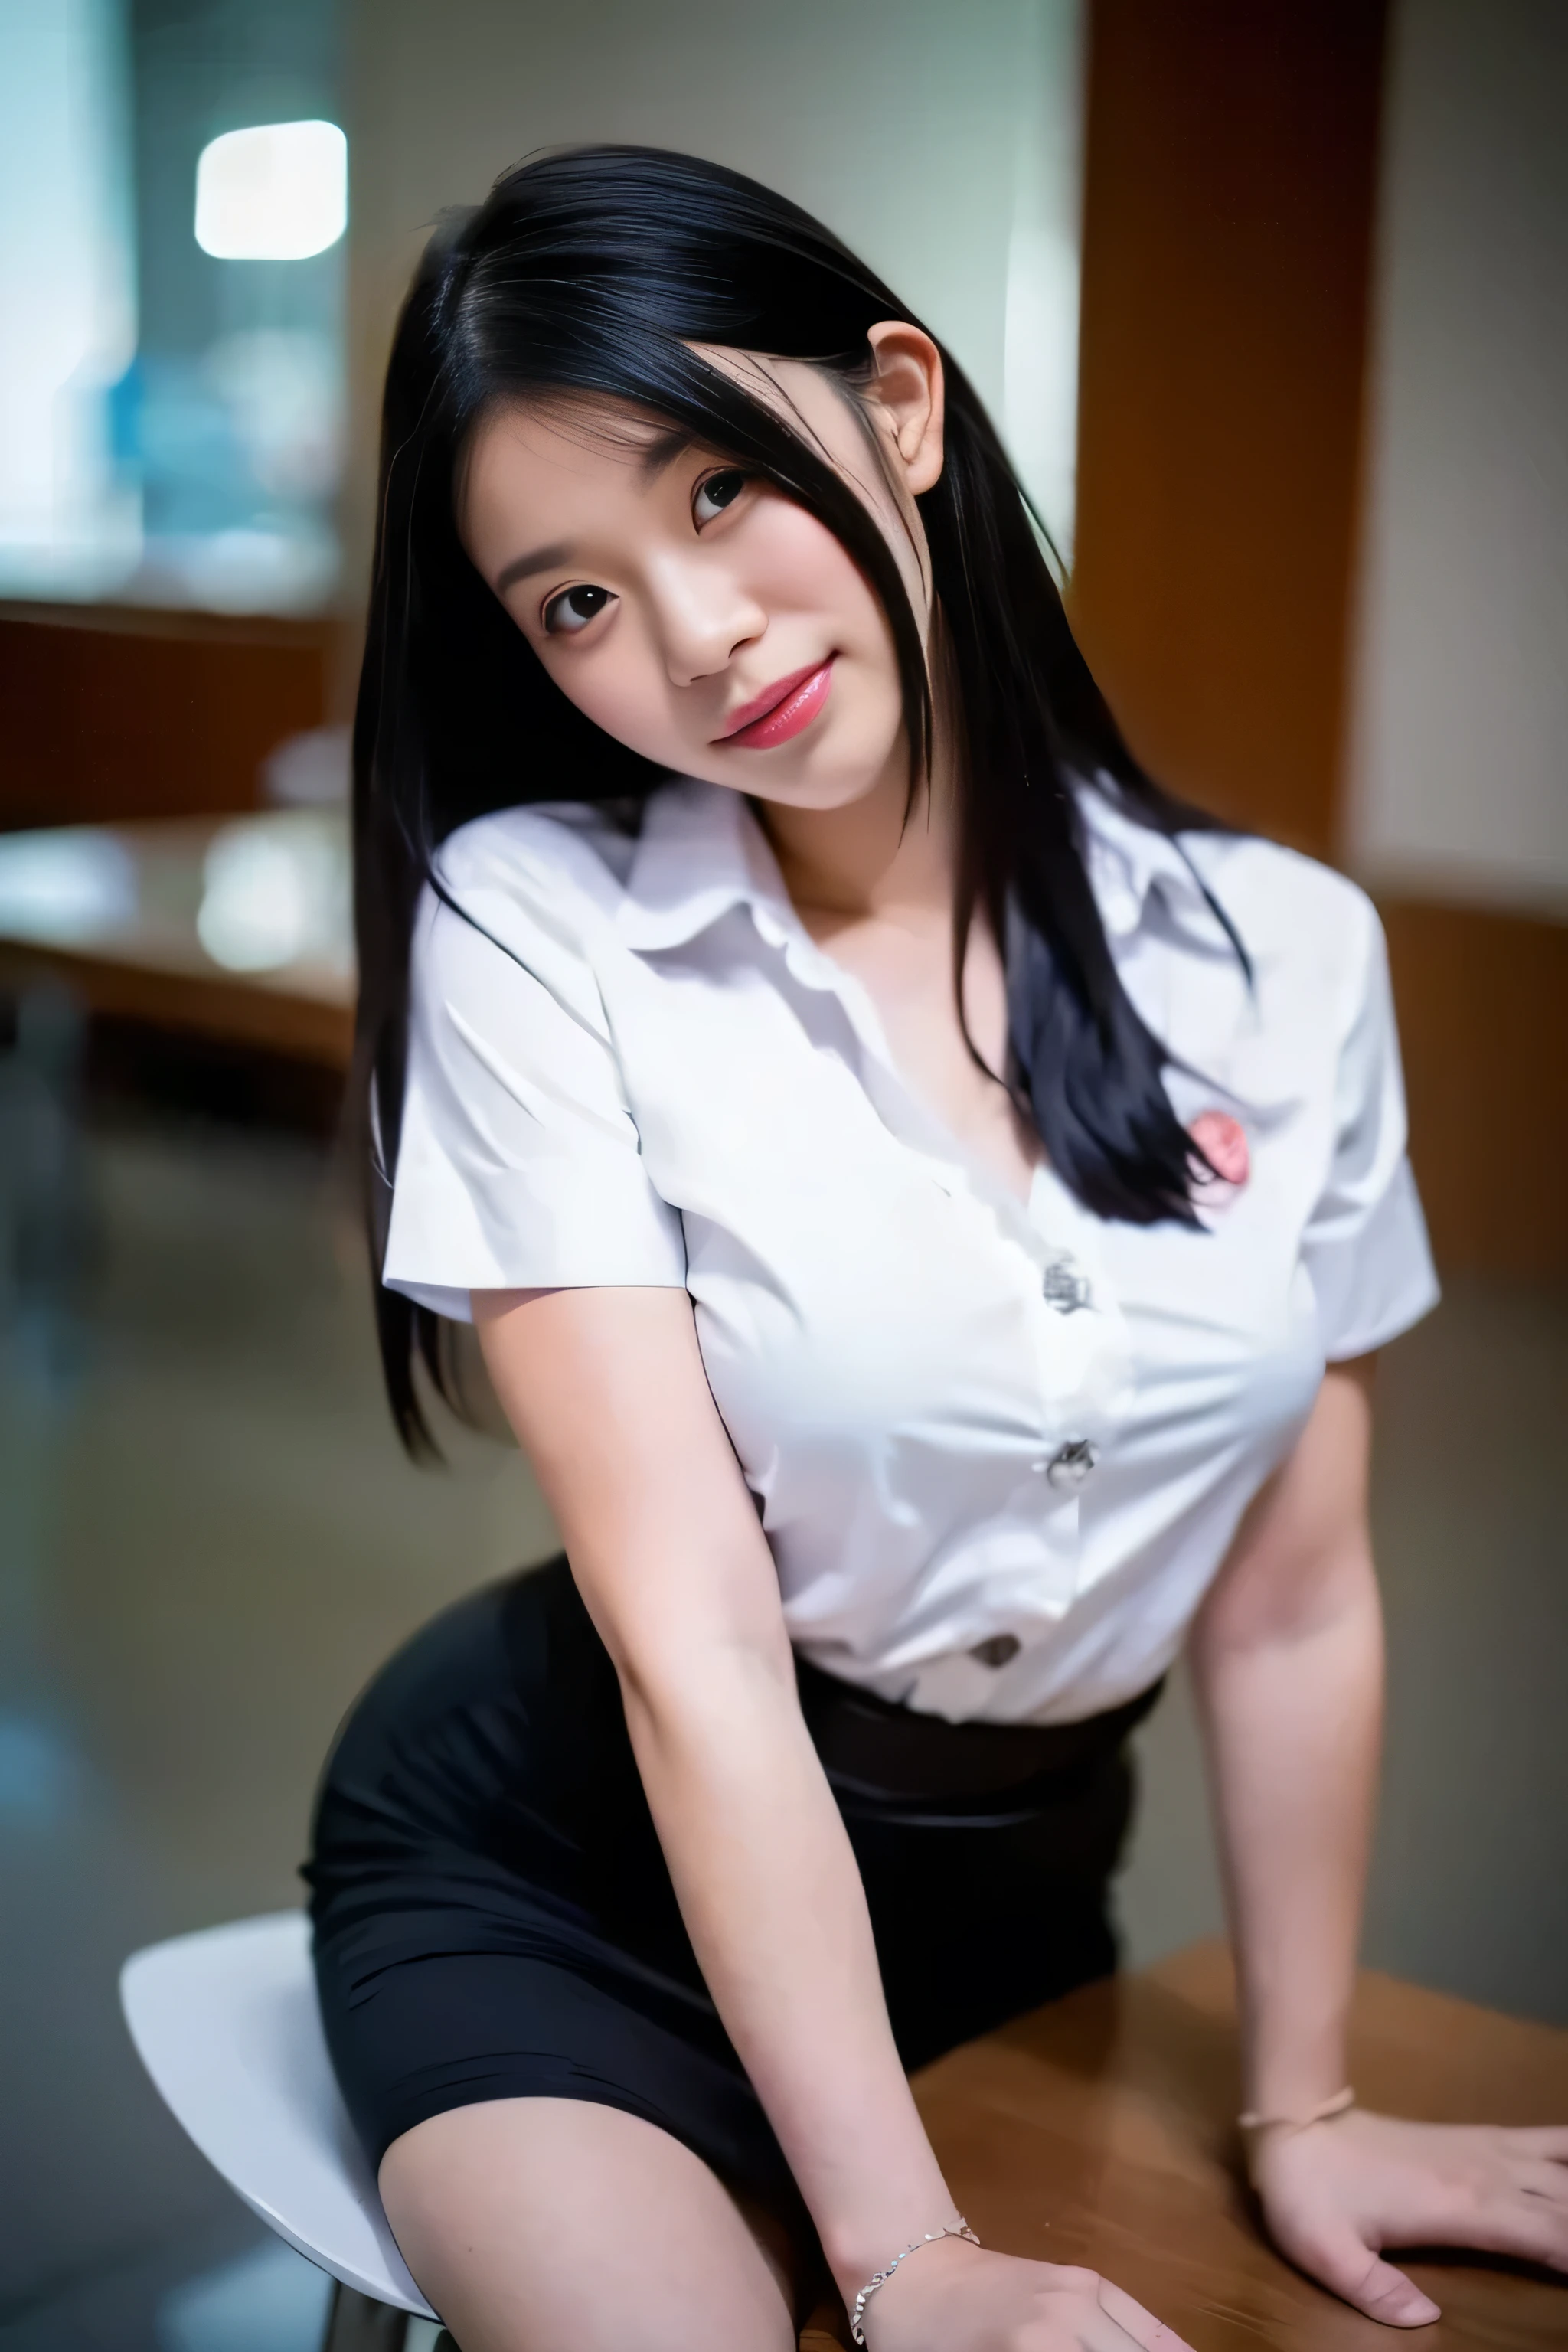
left=1190, top=1360, right=1568, bottom=2327
left=1188, top=1360, right=1383, bottom=2134
left=474, top=1285, right=949, bottom=2295
left=475, top=1284, right=1182, bottom=2351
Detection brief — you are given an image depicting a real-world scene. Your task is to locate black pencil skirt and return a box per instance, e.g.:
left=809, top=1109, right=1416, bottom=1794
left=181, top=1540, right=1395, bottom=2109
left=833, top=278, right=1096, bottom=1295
left=305, top=1557, right=1160, bottom=2210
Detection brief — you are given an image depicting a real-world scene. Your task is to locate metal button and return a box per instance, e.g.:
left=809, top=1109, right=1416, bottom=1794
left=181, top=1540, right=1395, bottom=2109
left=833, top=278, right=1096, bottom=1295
left=1042, top=1256, right=1091, bottom=1315
left=969, top=1633, right=1022, bottom=1668
left=1046, top=1439, right=1098, bottom=1489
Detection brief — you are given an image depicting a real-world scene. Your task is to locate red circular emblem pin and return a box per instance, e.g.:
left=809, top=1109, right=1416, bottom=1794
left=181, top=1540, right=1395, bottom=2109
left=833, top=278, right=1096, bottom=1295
left=1190, top=1109, right=1250, bottom=1188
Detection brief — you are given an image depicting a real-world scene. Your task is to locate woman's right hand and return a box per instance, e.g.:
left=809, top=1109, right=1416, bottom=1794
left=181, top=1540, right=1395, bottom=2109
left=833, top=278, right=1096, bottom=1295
left=862, top=2238, right=1192, bottom=2352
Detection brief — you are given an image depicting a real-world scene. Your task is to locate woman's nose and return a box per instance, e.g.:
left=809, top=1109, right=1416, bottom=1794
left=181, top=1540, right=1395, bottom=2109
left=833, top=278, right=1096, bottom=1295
left=649, top=554, right=766, bottom=685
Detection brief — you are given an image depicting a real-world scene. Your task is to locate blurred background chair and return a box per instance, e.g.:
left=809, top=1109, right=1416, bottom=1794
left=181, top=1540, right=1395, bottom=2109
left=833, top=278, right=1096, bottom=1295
left=120, top=1913, right=443, bottom=2352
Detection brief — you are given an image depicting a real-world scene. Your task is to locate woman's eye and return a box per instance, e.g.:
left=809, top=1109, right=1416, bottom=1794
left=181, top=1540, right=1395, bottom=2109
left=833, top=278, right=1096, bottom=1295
left=543, top=584, right=612, bottom=635
left=692, top=469, right=750, bottom=526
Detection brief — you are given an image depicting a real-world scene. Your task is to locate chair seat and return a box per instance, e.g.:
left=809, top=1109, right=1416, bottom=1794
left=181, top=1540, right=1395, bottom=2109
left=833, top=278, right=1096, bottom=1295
left=121, top=1911, right=437, bottom=2322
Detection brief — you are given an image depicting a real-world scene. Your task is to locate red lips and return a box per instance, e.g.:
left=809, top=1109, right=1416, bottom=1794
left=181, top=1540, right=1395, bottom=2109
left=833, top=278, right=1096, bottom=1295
left=717, top=658, right=836, bottom=750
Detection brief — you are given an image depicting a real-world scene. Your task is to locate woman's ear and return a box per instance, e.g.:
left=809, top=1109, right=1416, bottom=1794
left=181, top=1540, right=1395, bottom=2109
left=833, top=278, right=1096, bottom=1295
left=864, top=321, right=946, bottom=496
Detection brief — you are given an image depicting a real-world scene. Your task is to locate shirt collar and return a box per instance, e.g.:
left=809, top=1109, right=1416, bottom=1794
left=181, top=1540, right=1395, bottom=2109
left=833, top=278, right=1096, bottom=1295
left=616, top=777, right=1058, bottom=1259
left=615, top=776, right=787, bottom=952
left=617, top=772, right=1227, bottom=958
left=1074, top=776, right=1232, bottom=953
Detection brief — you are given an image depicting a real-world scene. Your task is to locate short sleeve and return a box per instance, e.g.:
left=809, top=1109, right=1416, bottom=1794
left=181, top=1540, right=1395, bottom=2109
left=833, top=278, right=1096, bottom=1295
left=1300, top=897, right=1439, bottom=1360
left=381, top=829, right=687, bottom=1322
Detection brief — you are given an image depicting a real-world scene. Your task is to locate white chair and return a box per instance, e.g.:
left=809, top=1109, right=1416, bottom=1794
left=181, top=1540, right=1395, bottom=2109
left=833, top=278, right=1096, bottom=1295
left=121, top=1912, right=443, bottom=2352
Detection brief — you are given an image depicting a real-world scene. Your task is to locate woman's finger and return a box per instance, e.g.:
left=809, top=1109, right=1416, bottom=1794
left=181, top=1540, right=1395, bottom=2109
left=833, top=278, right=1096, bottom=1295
left=1345, top=2252, right=1442, bottom=2330
left=1465, top=2187, right=1568, bottom=2272
left=1504, top=2125, right=1568, bottom=2165
left=1096, top=2275, right=1197, bottom=2351
left=1288, top=2217, right=1441, bottom=2329
left=1511, top=2158, right=1568, bottom=2210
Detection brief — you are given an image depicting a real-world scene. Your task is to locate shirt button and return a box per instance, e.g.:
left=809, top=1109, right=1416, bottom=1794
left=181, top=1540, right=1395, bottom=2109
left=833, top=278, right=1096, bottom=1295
left=969, top=1633, right=1021, bottom=1668
left=1042, top=1256, right=1091, bottom=1314
left=1046, top=1439, right=1097, bottom=1489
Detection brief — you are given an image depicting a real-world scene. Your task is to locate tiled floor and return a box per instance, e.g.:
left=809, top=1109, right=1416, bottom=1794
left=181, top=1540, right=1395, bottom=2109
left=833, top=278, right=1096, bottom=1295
left=0, top=1108, right=1563, bottom=2347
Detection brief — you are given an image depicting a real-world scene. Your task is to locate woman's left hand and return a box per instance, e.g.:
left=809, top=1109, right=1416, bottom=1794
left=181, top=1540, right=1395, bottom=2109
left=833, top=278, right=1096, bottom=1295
left=1252, top=2106, right=1568, bottom=2327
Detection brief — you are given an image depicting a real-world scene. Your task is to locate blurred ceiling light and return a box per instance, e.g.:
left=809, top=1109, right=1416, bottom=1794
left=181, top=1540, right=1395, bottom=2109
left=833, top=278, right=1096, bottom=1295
left=198, top=824, right=312, bottom=969
left=0, top=831, right=136, bottom=945
left=194, top=120, right=348, bottom=261
left=197, top=816, right=351, bottom=974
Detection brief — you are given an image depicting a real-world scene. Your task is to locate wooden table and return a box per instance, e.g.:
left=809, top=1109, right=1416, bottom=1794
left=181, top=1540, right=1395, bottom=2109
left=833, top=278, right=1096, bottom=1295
left=802, top=1942, right=1568, bottom=2350
left=0, top=810, right=353, bottom=1067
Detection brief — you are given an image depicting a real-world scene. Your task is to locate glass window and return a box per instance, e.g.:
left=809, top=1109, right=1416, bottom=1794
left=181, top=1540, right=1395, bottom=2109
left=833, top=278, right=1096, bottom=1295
left=0, top=0, right=345, bottom=615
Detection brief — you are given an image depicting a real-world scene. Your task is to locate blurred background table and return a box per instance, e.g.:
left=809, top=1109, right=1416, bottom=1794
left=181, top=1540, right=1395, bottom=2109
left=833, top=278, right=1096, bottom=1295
left=0, top=808, right=354, bottom=1069
left=804, top=1941, right=1568, bottom=2350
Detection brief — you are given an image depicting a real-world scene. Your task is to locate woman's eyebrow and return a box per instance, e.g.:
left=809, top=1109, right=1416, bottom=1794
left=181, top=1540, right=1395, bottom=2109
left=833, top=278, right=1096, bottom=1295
left=636, top=425, right=695, bottom=479
left=495, top=541, right=573, bottom=592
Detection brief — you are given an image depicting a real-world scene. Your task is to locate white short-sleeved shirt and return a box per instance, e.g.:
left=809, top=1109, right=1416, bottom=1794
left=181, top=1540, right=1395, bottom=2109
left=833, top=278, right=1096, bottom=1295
left=385, top=776, right=1438, bottom=1726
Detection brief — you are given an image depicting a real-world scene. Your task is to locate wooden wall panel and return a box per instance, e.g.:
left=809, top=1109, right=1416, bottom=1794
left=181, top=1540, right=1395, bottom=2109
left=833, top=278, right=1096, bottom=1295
left=1382, top=900, right=1567, bottom=1281
left=0, top=605, right=337, bottom=832
left=1072, top=0, right=1387, bottom=856
left=1071, top=0, right=1566, bottom=1279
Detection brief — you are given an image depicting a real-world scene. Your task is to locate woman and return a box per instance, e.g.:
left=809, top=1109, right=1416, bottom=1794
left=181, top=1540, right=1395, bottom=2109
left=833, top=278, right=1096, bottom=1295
left=308, top=146, right=1567, bottom=2351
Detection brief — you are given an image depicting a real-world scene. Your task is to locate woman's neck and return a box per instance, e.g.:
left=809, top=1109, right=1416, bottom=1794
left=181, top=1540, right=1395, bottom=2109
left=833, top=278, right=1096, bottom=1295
left=761, top=770, right=955, bottom=939
left=758, top=671, right=962, bottom=938
left=753, top=682, right=1038, bottom=1201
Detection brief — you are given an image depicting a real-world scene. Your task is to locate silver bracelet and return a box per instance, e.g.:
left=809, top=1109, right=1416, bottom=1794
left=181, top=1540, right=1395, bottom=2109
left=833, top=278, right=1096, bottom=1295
left=850, top=2218, right=980, bottom=2344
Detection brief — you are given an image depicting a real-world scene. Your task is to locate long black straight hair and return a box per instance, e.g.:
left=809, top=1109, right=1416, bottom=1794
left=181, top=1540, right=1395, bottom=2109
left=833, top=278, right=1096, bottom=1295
left=355, top=143, right=1233, bottom=1452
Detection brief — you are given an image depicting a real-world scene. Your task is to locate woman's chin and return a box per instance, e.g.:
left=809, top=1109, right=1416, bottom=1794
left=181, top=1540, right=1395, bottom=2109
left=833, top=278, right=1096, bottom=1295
left=719, top=745, right=906, bottom=816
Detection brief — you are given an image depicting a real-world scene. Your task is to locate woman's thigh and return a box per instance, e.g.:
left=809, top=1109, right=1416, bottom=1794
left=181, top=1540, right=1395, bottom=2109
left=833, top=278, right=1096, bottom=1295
left=378, top=2096, right=802, bottom=2352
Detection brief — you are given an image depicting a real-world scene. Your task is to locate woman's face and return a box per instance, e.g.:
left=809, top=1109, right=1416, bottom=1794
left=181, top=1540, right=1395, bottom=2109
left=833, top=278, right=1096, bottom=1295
left=458, top=328, right=945, bottom=815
